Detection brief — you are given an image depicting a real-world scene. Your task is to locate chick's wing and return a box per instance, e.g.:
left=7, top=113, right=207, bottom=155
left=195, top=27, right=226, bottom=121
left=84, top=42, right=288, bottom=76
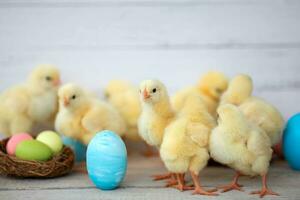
left=186, top=122, right=210, bottom=148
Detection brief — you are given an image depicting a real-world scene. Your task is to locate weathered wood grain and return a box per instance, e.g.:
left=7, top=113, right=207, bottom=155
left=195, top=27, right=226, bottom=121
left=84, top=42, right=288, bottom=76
left=1, top=49, right=300, bottom=90
left=1, top=186, right=298, bottom=200
left=0, top=156, right=299, bottom=200
left=0, top=3, right=300, bottom=51
left=1, top=0, right=300, bottom=7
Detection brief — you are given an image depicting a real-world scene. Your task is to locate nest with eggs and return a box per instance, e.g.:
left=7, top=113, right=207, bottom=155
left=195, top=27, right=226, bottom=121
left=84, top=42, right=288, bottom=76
left=0, top=138, right=74, bottom=178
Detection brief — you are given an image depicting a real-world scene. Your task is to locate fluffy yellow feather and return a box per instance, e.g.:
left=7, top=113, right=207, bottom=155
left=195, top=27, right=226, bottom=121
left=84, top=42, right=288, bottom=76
left=172, top=71, right=228, bottom=116
left=221, top=74, right=284, bottom=146
left=138, top=80, right=175, bottom=148
left=105, top=80, right=141, bottom=141
left=55, top=83, right=126, bottom=145
left=0, top=64, right=60, bottom=136
left=160, top=95, right=217, bottom=195
left=209, top=104, right=277, bottom=197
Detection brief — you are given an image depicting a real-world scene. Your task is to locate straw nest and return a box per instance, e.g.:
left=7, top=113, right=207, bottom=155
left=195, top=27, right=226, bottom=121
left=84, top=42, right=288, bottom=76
left=0, top=138, right=74, bottom=178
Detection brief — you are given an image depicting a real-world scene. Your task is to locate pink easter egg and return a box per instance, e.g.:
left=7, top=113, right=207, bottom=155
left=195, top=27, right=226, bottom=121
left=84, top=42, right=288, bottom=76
left=6, top=133, right=33, bottom=155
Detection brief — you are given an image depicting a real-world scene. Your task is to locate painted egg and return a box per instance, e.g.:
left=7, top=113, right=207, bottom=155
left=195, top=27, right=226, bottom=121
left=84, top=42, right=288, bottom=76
left=283, top=113, right=300, bottom=170
left=16, top=140, right=53, bottom=161
left=6, top=133, right=33, bottom=155
left=87, top=130, right=127, bottom=190
left=62, top=136, right=87, bottom=162
left=36, top=130, right=63, bottom=154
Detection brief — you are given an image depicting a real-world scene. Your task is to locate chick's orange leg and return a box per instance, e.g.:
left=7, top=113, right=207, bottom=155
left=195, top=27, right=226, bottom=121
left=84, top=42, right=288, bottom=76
left=165, top=173, right=191, bottom=187
left=250, top=174, right=279, bottom=198
left=152, top=172, right=173, bottom=181
left=143, top=144, right=158, bottom=157
left=190, top=171, right=218, bottom=196
left=165, top=173, right=177, bottom=187
left=171, top=173, right=194, bottom=191
left=218, top=171, right=244, bottom=192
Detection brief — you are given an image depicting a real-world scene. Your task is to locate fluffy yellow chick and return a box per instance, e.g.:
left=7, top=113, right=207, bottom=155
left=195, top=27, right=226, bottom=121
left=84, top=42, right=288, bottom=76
left=0, top=65, right=60, bottom=136
left=172, top=71, right=228, bottom=116
left=105, top=80, right=141, bottom=141
left=221, top=74, right=284, bottom=146
left=55, top=83, right=126, bottom=145
left=209, top=104, right=278, bottom=198
left=138, top=79, right=175, bottom=148
left=160, top=95, right=217, bottom=195
left=138, top=79, right=176, bottom=180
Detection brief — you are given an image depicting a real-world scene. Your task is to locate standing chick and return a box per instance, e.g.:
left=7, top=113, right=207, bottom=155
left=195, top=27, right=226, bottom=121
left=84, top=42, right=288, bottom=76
left=138, top=80, right=175, bottom=148
left=160, top=95, right=217, bottom=195
left=210, top=104, right=278, bottom=198
left=138, top=80, right=175, bottom=179
left=105, top=80, right=157, bottom=156
left=55, top=84, right=126, bottom=145
left=172, top=71, right=228, bottom=116
left=0, top=65, right=60, bottom=136
left=221, top=74, right=284, bottom=146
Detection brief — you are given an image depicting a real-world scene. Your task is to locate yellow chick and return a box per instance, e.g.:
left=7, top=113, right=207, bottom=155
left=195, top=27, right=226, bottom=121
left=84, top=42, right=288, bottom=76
left=138, top=79, right=176, bottom=180
left=172, top=71, right=228, bottom=116
left=160, top=95, right=217, bottom=195
left=55, top=83, right=126, bottom=145
left=0, top=65, right=60, bottom=136
left=0, top=104, right=13, bottom=134
left=104, top=80, right=134, bottom=98
left=138, top=79, right=175, bottom=148
left=221, top=74, right=284, bottom=146
left=104, top=80, right=141, bottom=142
left=105, top=80, right=157, bottom=156
left=209, top=104, right=278, bottom=198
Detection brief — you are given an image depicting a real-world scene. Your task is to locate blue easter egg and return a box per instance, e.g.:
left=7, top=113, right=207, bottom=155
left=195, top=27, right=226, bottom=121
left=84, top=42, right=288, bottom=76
left=87, top=130, right=127, bottom=190
left=62, top=136, right=87, bottom=162
left=283, top=113, right=300, bottom=170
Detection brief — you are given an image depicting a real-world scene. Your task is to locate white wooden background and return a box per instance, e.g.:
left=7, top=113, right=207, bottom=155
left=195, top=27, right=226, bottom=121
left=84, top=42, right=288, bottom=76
left=0, top=0, right=300, bottom=120
left=1, top=1, right=300, bottom=199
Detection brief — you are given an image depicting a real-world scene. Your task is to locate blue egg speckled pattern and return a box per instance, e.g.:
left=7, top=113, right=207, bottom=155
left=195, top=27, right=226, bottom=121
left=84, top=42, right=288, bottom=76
left=87, top=130, right=127, bottom=190
left=62, top=136, right=87, bottom=162
left=283, top=113, right=300, bottom=170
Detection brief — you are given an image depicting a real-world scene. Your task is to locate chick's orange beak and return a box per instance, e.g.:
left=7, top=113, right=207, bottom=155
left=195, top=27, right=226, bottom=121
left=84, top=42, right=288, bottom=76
left=53, top=78, right=61, bottom=87
left=63, top=97, right=70, bottom=106
left=143, top=89, right=150, bottom=100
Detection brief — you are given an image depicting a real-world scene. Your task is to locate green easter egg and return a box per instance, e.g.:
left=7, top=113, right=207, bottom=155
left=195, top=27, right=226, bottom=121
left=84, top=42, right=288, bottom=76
left=16, top=140, right=53, bottom=161
left=37, top=130, right=63, bottom=154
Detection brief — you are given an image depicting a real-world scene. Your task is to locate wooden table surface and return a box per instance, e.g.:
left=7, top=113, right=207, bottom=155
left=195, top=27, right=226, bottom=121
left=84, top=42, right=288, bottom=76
left=0, top=154, right=299, bottom=200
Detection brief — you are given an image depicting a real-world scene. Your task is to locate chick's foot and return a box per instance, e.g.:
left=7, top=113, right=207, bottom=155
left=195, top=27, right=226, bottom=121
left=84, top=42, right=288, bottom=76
left=152, top=173, right=173, bottom=181
left=165, top=178, right=177, bottom=187
left=192, top=187, right=218, bottom=196
left=218, top=182, right=243, bottom=192
left=190, top=171, right=218, bottom=196
left=250, top=174, right=279, bottom=198
left=250, top=188, right=279, bottom=198
left=142, top=147, right=158, bottom=157
left=218, top=172, right=244, bottom=192
left=171, top=173, right=193, bottom=192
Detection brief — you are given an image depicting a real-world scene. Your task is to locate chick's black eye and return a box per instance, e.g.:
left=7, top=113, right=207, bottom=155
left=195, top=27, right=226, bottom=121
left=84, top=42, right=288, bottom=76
left=71, top=95, right=76, bottom=100
left=215, top=88, right=222, bottom=94
left=152, top=88, right=157, bottom=93
left=45, top=76, right=52, bottom=81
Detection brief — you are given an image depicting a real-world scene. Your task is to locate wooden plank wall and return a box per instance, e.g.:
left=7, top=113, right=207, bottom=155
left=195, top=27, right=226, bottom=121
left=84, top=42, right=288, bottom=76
left=0, top=0, right=299, bottom=120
